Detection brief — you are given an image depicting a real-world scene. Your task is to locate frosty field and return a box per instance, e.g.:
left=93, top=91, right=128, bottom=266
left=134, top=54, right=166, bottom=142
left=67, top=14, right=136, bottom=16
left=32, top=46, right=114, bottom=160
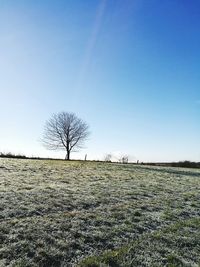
left=0, top=158, right=199, bottom=267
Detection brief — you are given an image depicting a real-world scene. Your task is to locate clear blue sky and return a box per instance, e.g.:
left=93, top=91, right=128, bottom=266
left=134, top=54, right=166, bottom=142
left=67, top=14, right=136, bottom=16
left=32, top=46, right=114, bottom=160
left=0, top=0, right=200, bottom=162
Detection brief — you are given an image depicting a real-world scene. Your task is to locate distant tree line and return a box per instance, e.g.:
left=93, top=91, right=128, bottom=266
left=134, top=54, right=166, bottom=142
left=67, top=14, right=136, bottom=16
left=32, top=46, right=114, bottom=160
left=0, top=152, right=27, bottom=159
left=0, top=152, right=61, bottom=161
left=141, top=161, right=200, bottom=169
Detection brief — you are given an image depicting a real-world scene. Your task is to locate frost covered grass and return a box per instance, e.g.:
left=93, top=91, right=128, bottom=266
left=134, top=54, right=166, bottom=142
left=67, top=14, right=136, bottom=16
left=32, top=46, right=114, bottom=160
left=0, top=158, right=199, bottom=266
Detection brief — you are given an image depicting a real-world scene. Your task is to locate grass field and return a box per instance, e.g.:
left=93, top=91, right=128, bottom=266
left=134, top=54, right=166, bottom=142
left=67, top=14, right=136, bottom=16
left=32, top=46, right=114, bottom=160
left=0, top=158, right=199, bottom=266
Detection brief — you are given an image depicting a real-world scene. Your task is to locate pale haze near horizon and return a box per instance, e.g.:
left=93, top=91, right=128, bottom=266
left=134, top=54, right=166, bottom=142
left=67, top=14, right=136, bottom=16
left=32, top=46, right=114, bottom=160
left=0, top=0, right=200, bottom=162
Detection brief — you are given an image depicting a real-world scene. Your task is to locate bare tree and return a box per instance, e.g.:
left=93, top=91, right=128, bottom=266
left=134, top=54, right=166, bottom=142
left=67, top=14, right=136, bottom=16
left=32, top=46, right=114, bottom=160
left=104, top=153, right=112, bottom=162
left=42, top=112, right=90, bottom=160
left=121, top=155, right=129, bottom=164
left=118, top=154, right=129, bottom=163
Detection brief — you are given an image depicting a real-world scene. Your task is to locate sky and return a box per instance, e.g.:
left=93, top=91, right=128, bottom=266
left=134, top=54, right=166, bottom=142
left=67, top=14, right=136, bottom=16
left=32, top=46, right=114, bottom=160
left=0, top=0, right=200, bottom=162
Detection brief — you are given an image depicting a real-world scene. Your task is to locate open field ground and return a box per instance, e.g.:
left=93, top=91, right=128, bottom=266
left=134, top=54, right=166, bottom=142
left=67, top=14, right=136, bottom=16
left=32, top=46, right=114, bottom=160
left=0, top=159, right=200, bottom=267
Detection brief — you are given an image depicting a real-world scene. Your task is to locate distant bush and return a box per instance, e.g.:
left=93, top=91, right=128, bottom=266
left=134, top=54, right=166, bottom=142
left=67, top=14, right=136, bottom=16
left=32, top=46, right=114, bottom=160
left=143, top=161, right=200, bottom=169
left=171, top=161, right=200, bottom=168
left=0, top=152, right=27, bottom=159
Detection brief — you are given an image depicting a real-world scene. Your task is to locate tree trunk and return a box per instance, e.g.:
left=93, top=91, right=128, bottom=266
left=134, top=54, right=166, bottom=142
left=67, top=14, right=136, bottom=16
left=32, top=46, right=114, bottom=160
left=65, top=150, right=70, bottom=160
left=65, top=142, right=70, bottom=160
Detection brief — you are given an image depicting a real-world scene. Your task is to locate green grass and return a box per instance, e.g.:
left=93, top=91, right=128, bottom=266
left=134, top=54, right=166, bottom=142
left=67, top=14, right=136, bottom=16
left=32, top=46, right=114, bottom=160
left=0, top=158, right=200, bottom=266
left=79, top=218, right=200, bottom=267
